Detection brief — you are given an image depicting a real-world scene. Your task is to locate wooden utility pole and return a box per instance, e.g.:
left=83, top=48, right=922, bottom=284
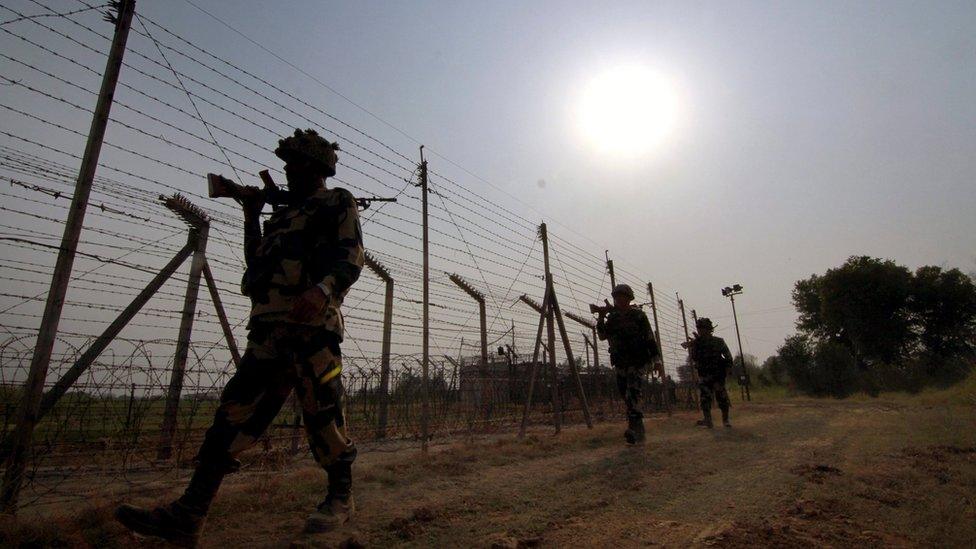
left=418, top=146, right=430, bottom=453
left=605, top=251, right=616, bottom=288
left=510, top=319, right=517, bottom=402
left=679, top=297, right=691, bottom=342
left=691, top=308, right=699, bottom=326
left=364, top=252, right=394, bottom=438
left=647, top=282, right=670, bottom=415
left=545, top=298, right=561, bottom=434
left=1, top=0, right=137, bottom=513
left=678, top=296, right=700, bottom=406
left=538, top=226, right=562, bottom=433
left=517, top=224, right=592, bottom=434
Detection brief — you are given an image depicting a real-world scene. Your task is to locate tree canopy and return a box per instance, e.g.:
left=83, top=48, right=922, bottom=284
left=780, top=256, right=975, bottom=394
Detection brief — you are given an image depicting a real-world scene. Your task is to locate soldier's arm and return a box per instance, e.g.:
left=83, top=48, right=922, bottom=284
left=721, top=339, right=734, bottom=363
left=640, top=312, right=661, bottom=361
left=596, top=313, right=608, bottom=340
left=241, top=200, right=263, bottom=268
left=311, top=189, right=364, bottom=298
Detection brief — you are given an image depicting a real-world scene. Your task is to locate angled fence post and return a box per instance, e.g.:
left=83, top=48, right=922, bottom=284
left=157, top=196, right=210, bottom=460
left=518, top=292, right=550, bottom=437
left=202, top=261, right=240, bottom=368
left=565, top=311, right=598, bottom=372
left=364, top=252, right=394, bottom=438
left=448, top=273, right=491, bottom=421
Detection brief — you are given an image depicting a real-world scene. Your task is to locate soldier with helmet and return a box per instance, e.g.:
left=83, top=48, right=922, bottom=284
left=595, top=284, right=661, bottom=444
left=116, top=129, right=365, bottom=545
left=684, top=317, right=734, bottom=428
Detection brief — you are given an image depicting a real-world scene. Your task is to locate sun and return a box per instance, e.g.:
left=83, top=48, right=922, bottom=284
left=577, top=65, right=680, bottom=158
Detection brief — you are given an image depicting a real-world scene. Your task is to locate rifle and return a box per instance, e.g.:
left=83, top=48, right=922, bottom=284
left=589, top=299, right=613, bottom=316
left=208, top=170, right=396, bottom=211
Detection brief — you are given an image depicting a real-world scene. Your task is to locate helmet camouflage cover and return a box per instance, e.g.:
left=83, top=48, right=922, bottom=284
left=275, top=128, right=340, bottom=176
left=696, top=317, right=715, bottom=331
left=611, top=284, right=635, bottom=300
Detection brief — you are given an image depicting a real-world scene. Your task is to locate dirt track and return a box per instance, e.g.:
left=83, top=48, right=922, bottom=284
left=5, top=396, right=975, bottom=547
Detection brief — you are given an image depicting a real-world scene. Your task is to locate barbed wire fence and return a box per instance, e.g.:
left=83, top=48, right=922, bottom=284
left=0, top=0, right=702, bottom=514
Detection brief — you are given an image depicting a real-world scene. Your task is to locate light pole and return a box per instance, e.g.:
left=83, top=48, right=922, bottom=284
left=721, top=284, right=750, bottom=402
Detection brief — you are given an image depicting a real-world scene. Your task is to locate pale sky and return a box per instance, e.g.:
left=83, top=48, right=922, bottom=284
left=1, top=0, right=974, bottom=377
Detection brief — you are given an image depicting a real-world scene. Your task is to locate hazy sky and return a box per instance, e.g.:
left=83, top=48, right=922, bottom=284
left=2, top=0, right=975, bottom=364
left=163, top=0, right=976, bottom=358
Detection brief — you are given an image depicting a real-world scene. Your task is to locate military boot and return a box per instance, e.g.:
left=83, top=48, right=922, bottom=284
left=624, top=426, right=637, bottom=444
left=696, top=410, right=714, bottom=429
left=305, top=494, right=355, bottom=533
left=115, top=460, right=227, bottom=547
left=634, top=417, right=646, bottom=444
left=624, top=416, right=642, bottom=444
left=721, top=406, right=731, bottom=428
left=115, top=501, right=204, bottom=548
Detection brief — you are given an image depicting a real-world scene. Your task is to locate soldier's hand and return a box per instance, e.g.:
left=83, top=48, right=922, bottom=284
left=240, top=186, right=266, bottom=218
left=290, top=286, right=328, bottom=322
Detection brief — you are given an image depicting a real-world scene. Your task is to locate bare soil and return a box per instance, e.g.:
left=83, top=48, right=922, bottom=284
left=3, top=396, right=975, bottom=548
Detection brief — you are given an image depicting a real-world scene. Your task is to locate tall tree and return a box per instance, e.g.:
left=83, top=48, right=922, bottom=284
left=792, top=256, right=913, bottom=366
left=910, top=266, right=976, bottom=359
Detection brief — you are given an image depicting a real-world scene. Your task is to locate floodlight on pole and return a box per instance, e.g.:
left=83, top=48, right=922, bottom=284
left=721, top=284, right=750, bottom=401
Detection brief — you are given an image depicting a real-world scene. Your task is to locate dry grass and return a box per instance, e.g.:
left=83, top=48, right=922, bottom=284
left=3, top=379, right=974, bottom=547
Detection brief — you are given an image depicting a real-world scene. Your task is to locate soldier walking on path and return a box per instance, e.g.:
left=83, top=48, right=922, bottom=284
left=115, top=129, right=365, bottom=546
left=596, top=284, right=662, bottom=444
left=683, top=317, right=734, bottom=428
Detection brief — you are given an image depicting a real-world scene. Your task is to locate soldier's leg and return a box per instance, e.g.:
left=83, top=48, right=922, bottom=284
left=715, top=380, right=732, bottom=427
left=293, top=328, right=357, bottom=531
left=615, top=367, right=628, bottom=401
left=698, top=378, right=715, bottom=427
left=627, top=367, right=646, bottom=442
left=615, top=368, right=635, bottom=443
left=116, top=322, right=295, bottom=542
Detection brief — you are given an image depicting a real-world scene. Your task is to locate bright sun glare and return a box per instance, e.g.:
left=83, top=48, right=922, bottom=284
left=577, top=66, right=680, bottom=159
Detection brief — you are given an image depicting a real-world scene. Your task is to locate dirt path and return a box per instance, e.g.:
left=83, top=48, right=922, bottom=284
left=5, top=397, right=975, bottom=547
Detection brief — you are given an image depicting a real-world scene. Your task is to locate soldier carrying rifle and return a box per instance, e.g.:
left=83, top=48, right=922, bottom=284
left=682, top=317, right=733, bottom=428
left=116, top=129, right=365, bottom=545
left=594, top=284, right=662, bottom=444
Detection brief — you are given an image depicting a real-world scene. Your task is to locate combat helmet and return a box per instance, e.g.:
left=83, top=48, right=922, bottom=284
left=275, top=129, right=340, bottom=177
left=611, top=284, right=635, bottom=300
left=696, top=317, right=715, bottom=332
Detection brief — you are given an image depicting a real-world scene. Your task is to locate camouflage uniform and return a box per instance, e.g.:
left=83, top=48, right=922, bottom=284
left=597, top=306, right=660, bottom=434
left=197, top=187, right=364, bottom=491
left=116, top=131, right=361, bottom=544
left=688, top=332, right=733, bottom=425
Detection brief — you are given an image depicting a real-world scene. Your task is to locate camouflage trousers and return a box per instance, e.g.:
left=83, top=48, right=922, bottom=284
left=615, top=364, right=645, bottom=420
left=698, top=373, right=731, bottom=413
left=196, top=320, right=356, bottom=497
